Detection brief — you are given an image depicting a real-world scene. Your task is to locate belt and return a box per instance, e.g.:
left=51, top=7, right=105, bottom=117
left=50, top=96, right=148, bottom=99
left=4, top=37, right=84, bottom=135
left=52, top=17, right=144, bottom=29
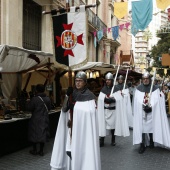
left=104, top=106, right=116, bottom=110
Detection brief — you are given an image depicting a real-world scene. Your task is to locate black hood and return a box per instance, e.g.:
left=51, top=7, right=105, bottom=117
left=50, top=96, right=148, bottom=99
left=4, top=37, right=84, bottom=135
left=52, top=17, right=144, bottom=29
left=72, top=87, right=96, bottom=102
left=137, top=83, right=159, bottom=93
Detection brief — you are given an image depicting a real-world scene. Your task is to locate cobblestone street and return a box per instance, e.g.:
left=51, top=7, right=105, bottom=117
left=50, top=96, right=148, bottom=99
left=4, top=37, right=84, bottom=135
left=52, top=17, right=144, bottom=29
left=1, top=128, right=170, bottom=170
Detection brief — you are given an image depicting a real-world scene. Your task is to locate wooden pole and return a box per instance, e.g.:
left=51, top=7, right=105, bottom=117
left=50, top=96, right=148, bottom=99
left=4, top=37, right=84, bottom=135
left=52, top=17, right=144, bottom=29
left=23, top=73, right=32, bottom=91
left=42, top=4, right=96, bottom=15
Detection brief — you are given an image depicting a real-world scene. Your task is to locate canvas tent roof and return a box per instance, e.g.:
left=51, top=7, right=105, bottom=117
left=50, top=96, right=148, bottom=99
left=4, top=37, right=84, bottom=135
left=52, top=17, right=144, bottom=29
left=118, top=69, right=142, bottom=79
left=72, top=62, right=115, bottom=73
left=0, top=45, right=53, bottom=73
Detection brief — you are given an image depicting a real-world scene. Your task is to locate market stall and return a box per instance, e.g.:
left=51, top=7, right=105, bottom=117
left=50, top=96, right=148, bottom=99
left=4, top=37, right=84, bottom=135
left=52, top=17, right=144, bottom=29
left=0, top=109, right=60, bottom=156
left=0, top=45, right=60, bottom=156
left=72, top=62, right=116, bottom=73
left=0, top=45, right=54, bottom=99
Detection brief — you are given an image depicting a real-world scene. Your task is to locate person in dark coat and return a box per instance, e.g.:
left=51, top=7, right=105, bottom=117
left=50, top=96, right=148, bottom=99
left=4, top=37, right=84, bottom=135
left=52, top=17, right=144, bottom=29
left=27, top=84, right=51, bottom=156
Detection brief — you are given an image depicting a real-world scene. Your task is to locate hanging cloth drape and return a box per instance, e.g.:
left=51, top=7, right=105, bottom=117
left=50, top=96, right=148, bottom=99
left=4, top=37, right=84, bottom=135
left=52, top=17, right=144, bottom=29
left=131, top=0, right=153, bottom=36
left=97, top=30, right=103, bottom=41
left=156, top=0, right=170, bottom=10
left=114, top=2, right=128, bottom=19
left=112, top=26, right=119, bottom=40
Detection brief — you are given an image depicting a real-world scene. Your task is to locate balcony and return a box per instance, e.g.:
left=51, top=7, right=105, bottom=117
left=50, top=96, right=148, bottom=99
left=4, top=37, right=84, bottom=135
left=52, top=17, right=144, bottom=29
left=135, top=39, right=147, bottom=43
left=135, top=44, right=148, bottom=48
left=80, top=0, right=107, bottom=37
left=87, top=9, right=107, bottom=36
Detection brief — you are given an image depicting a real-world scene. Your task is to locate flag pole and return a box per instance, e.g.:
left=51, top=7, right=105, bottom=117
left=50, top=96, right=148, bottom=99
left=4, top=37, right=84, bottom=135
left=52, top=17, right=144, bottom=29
left=42, top=4, right=96, bottom=15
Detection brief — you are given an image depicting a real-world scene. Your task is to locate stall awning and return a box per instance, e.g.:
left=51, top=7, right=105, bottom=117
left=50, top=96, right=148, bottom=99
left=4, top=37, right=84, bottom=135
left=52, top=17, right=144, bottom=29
left=72, top=62, right=116, bottom=73
left=0, top=45, right=53, bottom=73
left=118, top=69, right=142, bottom=79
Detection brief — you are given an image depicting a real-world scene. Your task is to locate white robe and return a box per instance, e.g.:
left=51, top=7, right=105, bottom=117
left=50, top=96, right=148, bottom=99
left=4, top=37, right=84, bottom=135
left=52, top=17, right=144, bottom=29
left=122, top=89, right=133, bottom=128
left=50, top=100, right=101, bottom=170
left=97, top=91, right=130, bottom=137
left=50, top=110, right=70, bottom=170
left=133, top=89, right=170, bottom=148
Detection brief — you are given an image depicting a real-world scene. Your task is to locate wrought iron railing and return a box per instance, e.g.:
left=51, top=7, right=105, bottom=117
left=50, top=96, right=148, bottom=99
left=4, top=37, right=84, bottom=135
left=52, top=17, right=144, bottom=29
left=87, top=9, right=107, bottom=36
left=80, top=0, right=107, bottom=36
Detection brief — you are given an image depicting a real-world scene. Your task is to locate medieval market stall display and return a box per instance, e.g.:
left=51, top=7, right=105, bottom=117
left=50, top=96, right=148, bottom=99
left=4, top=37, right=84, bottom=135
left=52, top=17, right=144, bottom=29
left=0, top=45, right=60, bottom=156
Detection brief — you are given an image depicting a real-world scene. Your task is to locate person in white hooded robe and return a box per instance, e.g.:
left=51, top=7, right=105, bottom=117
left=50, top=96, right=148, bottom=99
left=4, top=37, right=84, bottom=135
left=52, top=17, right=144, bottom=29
left=133, top=72, right=170, bottom=154
left=50, top=71, right=101, bottom=170
left=97, top=73, right=130, bottom=147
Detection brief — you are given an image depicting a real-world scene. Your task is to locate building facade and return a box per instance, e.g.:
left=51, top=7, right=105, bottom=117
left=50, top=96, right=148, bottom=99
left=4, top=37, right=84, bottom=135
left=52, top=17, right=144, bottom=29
left=1, top=0, right=134, bottom=104
left=0, top=0, right=126, bottom=65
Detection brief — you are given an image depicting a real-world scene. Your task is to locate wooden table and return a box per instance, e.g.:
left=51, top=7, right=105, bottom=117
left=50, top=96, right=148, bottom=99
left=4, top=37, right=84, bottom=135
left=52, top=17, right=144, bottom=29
left=0, top=109, right=61, bottom=157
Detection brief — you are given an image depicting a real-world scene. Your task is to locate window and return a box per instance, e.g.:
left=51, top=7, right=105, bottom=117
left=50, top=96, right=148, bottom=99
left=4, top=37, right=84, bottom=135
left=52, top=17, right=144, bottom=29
left=23, top=0, right=42, bottom=50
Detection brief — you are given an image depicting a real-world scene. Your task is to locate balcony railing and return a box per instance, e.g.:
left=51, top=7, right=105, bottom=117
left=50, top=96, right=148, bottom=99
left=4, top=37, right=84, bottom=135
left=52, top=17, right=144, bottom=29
left=87, top=9, right=107, bottom=36
left=135, top=44, right=148, bottom=48
left=80, top=0, right=107, bottom=37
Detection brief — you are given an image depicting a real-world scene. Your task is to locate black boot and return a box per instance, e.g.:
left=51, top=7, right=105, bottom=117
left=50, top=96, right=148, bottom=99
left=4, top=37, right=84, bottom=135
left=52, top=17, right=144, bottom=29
left=111, top=129, right=116, bottom=146
left=149, top=133, right=154, bottom=148
left=66, top=151, right=72, bottom=159
left=38, top=142, right=44, bottom=156
left=138, top=133, right=146, bottom=154
left=100, top=137, right=105, bottom=147
left=29, top=143, right=37, bottom=155
left=138, top=143, right=145, bottom=154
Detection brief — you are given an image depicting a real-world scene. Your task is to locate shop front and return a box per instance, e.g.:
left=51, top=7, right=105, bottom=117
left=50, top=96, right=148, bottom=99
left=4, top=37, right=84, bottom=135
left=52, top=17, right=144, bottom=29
left=0, top=45, right=61, bottom=156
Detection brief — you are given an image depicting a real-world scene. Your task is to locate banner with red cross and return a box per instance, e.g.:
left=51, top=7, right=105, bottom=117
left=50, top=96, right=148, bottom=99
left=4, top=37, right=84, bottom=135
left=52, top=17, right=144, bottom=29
left=52, top=7, right=87, bottom=68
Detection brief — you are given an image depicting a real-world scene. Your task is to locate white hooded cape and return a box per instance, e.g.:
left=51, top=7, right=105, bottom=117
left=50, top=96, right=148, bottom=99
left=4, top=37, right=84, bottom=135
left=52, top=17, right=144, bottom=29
left=133, top=89, right=170, bottom=148
left=98, top=91, right=130, bottom=137
left=50, top=109, right=70, bottom=170
left=122, top=89, right=133, bottom=128
left=50, top=100, right=101, bottom=170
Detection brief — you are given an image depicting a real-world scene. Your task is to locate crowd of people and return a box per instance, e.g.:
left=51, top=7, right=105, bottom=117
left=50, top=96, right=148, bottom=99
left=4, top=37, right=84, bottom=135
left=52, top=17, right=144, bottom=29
left=27, top=71, right=170, bottom=170
left=50, top=71, right=170, bottom=170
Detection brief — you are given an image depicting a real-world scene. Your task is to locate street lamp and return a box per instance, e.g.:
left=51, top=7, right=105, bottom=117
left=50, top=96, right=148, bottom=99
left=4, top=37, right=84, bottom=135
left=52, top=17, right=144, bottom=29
left=146, top=54, right=151, bottom=68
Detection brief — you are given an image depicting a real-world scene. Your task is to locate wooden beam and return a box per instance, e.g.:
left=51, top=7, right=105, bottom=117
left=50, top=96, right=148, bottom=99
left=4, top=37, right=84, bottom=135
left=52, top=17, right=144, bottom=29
left=42, top=4, right=96, bottom=15
left=19, top=62, right=53, bottom=74
left=35, top=70, right=47, bottom=79
left=23, top=73, right=32, bottom=91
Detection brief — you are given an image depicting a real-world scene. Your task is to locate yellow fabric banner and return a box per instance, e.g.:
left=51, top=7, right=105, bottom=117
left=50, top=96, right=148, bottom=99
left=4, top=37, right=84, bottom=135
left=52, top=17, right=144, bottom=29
left=156, top=0, right=170, bottom=10
left=114, top=2, right=128, bottom=19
